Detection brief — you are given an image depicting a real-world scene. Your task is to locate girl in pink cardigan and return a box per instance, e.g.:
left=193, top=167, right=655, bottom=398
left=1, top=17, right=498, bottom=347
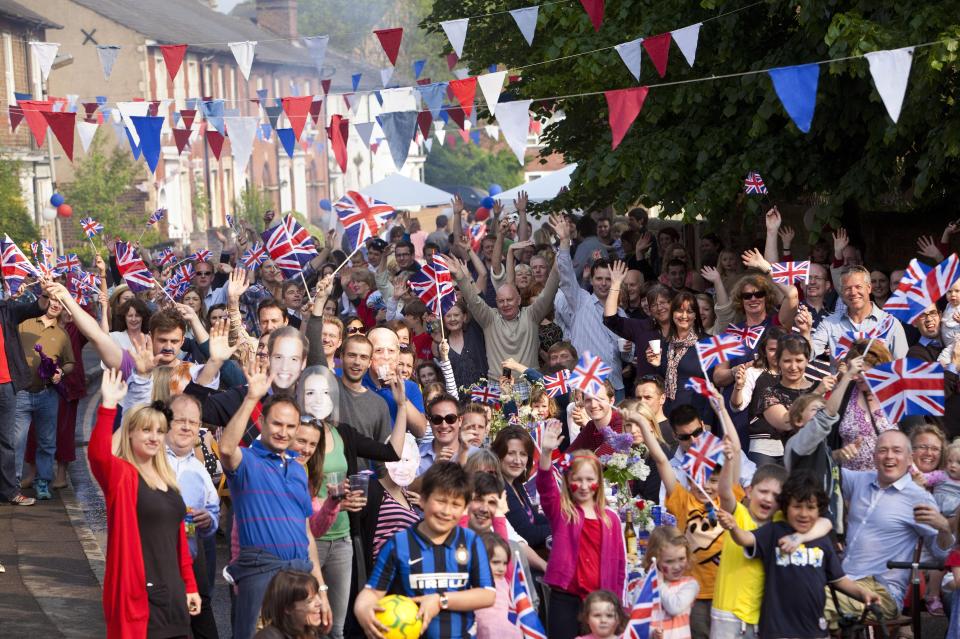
left=537, top=421, right=626, bottom=639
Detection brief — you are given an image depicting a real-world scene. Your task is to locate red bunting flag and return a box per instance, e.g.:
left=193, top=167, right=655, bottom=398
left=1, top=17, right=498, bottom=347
left=321, top=79, right=331, bottom=95
left=82, top=102, right=99, bottom=121
left=416, top=111, right=433, bottom=139
left=446, top=106, right=466, bottom=130
left=374, top=28, right=403, bottom=65
left=446, top=52, right=459, bottom=71
left=42, top=111, right=76, bottom=161
left=8, top=105, right=23, bottom=132
left=578, top=0, right=604, bottom=32
left=417, top=78, right=432, bottom=86
left=173, top=128, right=192, bottom=154
left=281, top=95, right=312, bottom=141
left=449, top=77, right=477, bottom=117
left=180, top=109, right=197, bottom=130
left=604, top=86, right=649, bottom=150
left=205, top=129, right=225, bottom=160
left=309, top=98, right=323, bottom=125
left=326, top=114, right=349, bottom=173
left=160, top=44, right=188, bottom=80
left=643, top=33, right=672, bottom=78
left=19, top=100, right=53, bottom=147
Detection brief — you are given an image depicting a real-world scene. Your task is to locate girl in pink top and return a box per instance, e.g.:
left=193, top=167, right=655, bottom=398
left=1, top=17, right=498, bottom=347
left=575, top=589, right=628, bottom=639
left=474, top=533, right=522, bottom=639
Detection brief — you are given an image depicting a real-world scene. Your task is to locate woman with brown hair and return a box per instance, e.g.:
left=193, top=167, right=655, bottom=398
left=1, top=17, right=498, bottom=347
left=644, top=291, right=710, bottom=417
left=491, top=425, right=551, bottom=550
left=254, top=570, right=324, bottom=639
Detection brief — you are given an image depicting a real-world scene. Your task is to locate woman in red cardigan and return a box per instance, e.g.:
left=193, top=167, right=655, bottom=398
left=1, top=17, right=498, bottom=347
left=90, top=369, right=200, bottom=639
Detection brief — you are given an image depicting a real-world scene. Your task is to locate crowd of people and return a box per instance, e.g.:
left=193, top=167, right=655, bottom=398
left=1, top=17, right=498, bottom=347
left=3, top=198, right=960, bottom=639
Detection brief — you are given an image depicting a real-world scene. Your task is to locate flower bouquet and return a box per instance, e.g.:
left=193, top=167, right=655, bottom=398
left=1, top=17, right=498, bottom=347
left=598, top=427, right=650, bottom=514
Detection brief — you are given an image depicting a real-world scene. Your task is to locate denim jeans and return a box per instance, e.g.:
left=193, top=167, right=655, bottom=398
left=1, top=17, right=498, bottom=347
left=316, top=536, right=353, bottom=639
left=14, top=388, right=59, bottom=482
left=0, top=382, right=20, bottom=499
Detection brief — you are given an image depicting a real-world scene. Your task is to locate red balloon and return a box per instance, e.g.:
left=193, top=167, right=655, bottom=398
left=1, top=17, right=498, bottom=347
left=57, top=203, right=72, bottom=218
left=475, top=206, right=490, bottom=221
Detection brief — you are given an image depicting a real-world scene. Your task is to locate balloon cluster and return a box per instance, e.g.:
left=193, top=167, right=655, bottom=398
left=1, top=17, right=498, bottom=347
left=474, top=184, right=503, bottom=221
left=44, top=193, right=72, bottom=221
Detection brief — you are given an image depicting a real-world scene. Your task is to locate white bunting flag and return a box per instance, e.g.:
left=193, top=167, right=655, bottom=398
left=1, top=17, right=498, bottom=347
left=671, top=23, right=702, bottom=67
left=117, top=101, right=150, bottom=146
left=509, top=7, right=539, bottom=46
left=96, top=45, right=121, bottom=80
left=30, top=42, right=59, bottom=82
left=380, top=66, right=394, bottom=87
left=440, top=18, right=470, bottom=58
left=229, top=41, right=257, bottom=81
left=302, top=35, right=329, bottom=75
left=434, top=122, right=446, bottom=146
left=864, top=47, right=914, bottom=123
left=354, top=121, right=375, bottom=149
left=223, top=116, right=259, bottom=175
left=424, top=138, right=433, bottom=153
left=615, top=38, right=643, bottom=81
left=380, top=87, right=417, bottom=113
left=496, top=99, right=532, bottom=165
left=477, top=71, right=507, bottom=115
left=77, top=121, right=99, bottom=154
left=452, top=68, right=470, bottom=80
left=484, top=124, right=500, bottom=139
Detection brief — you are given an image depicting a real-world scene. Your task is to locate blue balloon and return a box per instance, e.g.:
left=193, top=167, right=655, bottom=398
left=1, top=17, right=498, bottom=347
left=50, top=193, right=65, bottom=207
left=319, top=198, right=332, bottom=211
left=482, top=196, right=495, bottom=209
left=488, top=184, right=503, bottom=195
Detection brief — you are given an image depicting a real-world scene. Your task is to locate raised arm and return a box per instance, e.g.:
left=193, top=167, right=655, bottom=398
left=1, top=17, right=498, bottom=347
left=220, top=357, right=273, bottom=472
left=763, top=207, right=782, bottom=263
left=45, top=281, right=124, bottom=369
left=88, top=368, right=128, bottom=488
left=638, top=410, right=677, bottom=497
left=742, top=248, right=799, bottom=328
left=449, top=255, right=494, bottom=327
left=716, top=508, right=756, bottom=547
left=195, top=319, right=237, bottom=387
left=606, top=260, right=628, bottom=318
left=550, top=214, right=582, bottom=308
left=700, top=265, right=729, bottom=308
left=515, top=192, right=530, bottom=241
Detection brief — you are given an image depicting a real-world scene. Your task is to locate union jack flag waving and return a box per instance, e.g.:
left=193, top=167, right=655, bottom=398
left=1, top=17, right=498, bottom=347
left=115, top=241, right=155, bottom=292
left=54, top=253, right=82, bottom=275
left=723, top=323, right=766, bottom=350
left=833, top=330, right=874, bottom=361
left=685, top=376, right=713, bottom=398
left=241, top=242, right=268, bottom=268
left=174, top=262, right=195, bottom=282
left=744, top=171, right=768, bottom=195
left=80, top=217, right=103, bottom=239
left=147, top=208, right=166, bottom=226
left=30, top=240, right=55, bottom=275
left=1, top=234, right=40, bottom=294
left=770, top=260, right=810, bottom=286
left=624, top=561, right=660, bottom=639
left=567, top=351, right=612, bottom=398
left=508, top=553, right=547, bottom=639
left=696, top=334, right=746, bottom=372
left=863, top=358, right=944, bottom=424
left=681, top=431, right=726, bottom=486
left=468, top=222, right=487, bottom=252
left=190, top=248, right=211, bottom=263
left=469, top=383, right=500, bottom=405
left=261, top=215, right=318, bottom=280
left=542, top=369, right=571, bottom=398
left=154, top=247, right=176, bottom=267
left=408, top=254, right=457, bottom=315
left=884, top=254, right=960, bottom=324
left=334, top=191, right=396, bottom=251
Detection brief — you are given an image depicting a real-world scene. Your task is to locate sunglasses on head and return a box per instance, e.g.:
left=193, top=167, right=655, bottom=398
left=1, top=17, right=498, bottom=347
left=429, top=413, right=459, bottom=425
left=741, top=290, right=766, bottom=300
left=676, top=426, right=704, bottom=442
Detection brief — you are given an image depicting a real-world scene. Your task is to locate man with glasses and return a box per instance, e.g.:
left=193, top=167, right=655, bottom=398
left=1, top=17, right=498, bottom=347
left=418, top=394, right=474, bottom=475
left=800, top=262, right=836, bottom=330
left=192, top=259, right=229, bottom=308
left=666, top=405, right=755, bottom=497
left=393, top=240, right=420, bottom=275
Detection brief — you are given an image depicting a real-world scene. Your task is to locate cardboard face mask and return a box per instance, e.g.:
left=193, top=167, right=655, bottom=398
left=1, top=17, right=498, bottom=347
left=302, top=373, right=333, bottom=421
left=386, top=434, right=419, bottom=487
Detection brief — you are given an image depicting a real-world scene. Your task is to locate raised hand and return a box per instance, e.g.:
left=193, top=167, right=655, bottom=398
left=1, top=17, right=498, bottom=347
left=700, top=265, right=722, bottom=285
left=94, top=254, right=107, bottom=277
left=438, top=339, right=450, bottom=362
left=445, top=254, right=467, bottom=279
left=833, top=228, right=849, bottom=260
left=917, top=235, right=944, bottom=261
left=100, top=368, right=128, bottom=409
left=548, top=213, right=569, bottom=243
left=835, top=436, right=862, bottom=464
left=741, top=248, right=771, bottom=273
left=765, top=207, right=782, bottom=232
left=778, top=226, right=795, bottom=249
left=794, top=305, right=812, bottom=334
left=131, top=336, right=157, bottom=376
left=492, top=199, right=504, bottom=219
left=514, top=191, right=528, bottom=213
left=244, top=355, right=274, bottom=400
left=451, top=194, right=464, bottom=214
left=609, top=260, right=629, bottom=287
left=174, top=303, right=198, bottom=324
left=541, top=419, right=564, bottom=452
left=635, top=231, right=653, bottom=255
left=208, top=319, right=238, bottom=363
left=508, top=239, right=534, bottom=252
left=226, top=267, right=249, bottom=304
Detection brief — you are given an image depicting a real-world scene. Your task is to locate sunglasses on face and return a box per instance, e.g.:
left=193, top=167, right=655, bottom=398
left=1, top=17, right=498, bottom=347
left=347, top=326, right=365, bottom=335
left=676, top=426, right=704, bottom=442
left=741, top=290, right=766, bottom=300
left=429, top=414, right=459, bottom=425
left=196, top=271, right=214, bottom=277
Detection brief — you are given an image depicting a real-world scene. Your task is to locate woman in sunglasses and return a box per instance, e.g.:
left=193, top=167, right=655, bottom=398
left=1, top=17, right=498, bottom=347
left=343, top=316, right=365, bottom=337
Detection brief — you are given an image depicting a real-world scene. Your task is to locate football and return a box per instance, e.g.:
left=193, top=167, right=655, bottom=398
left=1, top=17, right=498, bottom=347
left=375, top=594, right=423, bottom=639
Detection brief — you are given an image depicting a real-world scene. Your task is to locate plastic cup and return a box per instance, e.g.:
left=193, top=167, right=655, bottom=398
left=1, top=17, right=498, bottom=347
left=349, top=472, right=370, bottom=498
left=649, top=339, right=661, bottom=355
left=326, top=471, right=345, bottom=499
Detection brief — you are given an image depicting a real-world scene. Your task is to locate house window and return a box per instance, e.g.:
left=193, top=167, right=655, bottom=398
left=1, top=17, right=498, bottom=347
left=187, top=60, right=200, bottom=99
left=3, top=34, right=15, bottom=104
left=155, top=54, right=167, bottom=100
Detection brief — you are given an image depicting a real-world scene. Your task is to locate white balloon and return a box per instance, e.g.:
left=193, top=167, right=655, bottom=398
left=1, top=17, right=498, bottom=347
left=41, top=207, right=57, bottom=221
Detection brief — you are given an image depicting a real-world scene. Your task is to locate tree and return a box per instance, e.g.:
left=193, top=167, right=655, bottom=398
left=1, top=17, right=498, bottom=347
left=424, top=141, right=524, bottom=191
left=0, top=156, right=38, bottom=245
left=235, top=182, right=273, bottom=227
left=424, top=0, right=960, bottom=233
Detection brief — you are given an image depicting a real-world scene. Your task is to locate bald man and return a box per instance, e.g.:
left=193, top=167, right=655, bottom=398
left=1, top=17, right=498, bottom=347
left=361, top=327, right=426, bottom=437
left=450, top=255, right=560, bottom=377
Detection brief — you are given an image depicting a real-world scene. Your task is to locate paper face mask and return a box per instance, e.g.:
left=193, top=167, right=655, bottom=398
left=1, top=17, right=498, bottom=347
left=386, top=434, right=420, bottom=487
left=302, top=373, right=333, bottom=421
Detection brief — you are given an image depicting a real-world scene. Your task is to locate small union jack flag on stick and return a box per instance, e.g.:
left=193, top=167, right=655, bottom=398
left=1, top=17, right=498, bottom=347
left=190, top=248, right=211, bottom=264
left=154, top=247, right=176, bottom=268
left=409, top=254, right=457, bottom=319
left=334, top=191, right=396, bottom=252
left=723, top=323, right=766, bottom=350
left=469, top=383, right=500, bottom=405
left=770, top=260, right=810, bottom=286
left=567, top=351, right=612, bottom=399
left=744, top=170, right=768, bottom=195
left=863, top=358, right=944, bottom=424
left=54, top=253, right=82, bottom=275
left=685, top=376, right=713, bottom=398
left=508, top=552, right=548, bottom=639
left=884, top=254, right=960, bottom=324
left=241, top=242, right=268, bottom=268
left=624, top=560, right=660, bottom=638
left=1, top=235, right=40, bottom=294
left=696, top=334, right=746, bottom=372
left=542, top=369, right=571, bottom=398
left=680, top=431, right=726, bottom=486
left=80, top=216, right=103, bottom=239
left=115, top=241, right=155, bottom=293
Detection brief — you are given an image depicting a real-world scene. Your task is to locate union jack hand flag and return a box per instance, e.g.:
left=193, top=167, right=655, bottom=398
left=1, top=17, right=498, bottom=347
left=696, top=334, right=747, bottom=372
left=468, top=222, right=487, bottom=252
left=54, top=253, right=82, bottom=275
left=241, top=242, right=268, bottom=268
left=723, top=323, right=766, bottom=350
left=164, top=274, right=191, bottom=299
left=770, top=260, right=810, bottom=286
left=624, top=561, right=660, bottom=639
left=685, top=376, right=713, bottom=398
left=408, top=254, right=457, bottom=315
left=76, top=271, right=101, bottom=295
left=863, top=358, right=944, bottom=424
left=744, top=171, right=768, bottom=195
left=115, top=241, right=155, bottom=292
left=175, top=262, right=195, bottom=282
left=334, top=191, right=396, bottom=251
left=190, top=248, right=211, bottom=263
left=1, top=235, right=39, bottom=294
left=469, top=383, right=500, bottom=405
left=507, top=553, right=547, bottom=639
left=261, top=215, right=318, bottom=280
left=542, top=369, right=571, bottom=398
left=154, top=247, right=176, bottom=267
left=147, top=208, right=166, bottom=226
left=65, top=273, right=87, bottom=304
left=884, top=255, right=960, bottom=324
left=80, top=217, right=103, bottom=239
left=680, top=431, right=726, bottom=486
left=30, top=240, right=55, bottom=275
left=567, top=351, right=612, bottom=398
left=832, top=330, right=874, bottom=361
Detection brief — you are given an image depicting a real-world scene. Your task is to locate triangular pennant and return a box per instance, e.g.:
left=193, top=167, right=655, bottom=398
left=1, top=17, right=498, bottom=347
left=206, top=129, right=225, bottom=160
left=642, top=33, right=672, bottom=78
left=416, top=110, right=433, bottom=139
left=123, top=125, right=141, bottom=160
left=354, top=121, right=375, bottom=149
left=180, top=109, right=197, bottom=130
left=768, top=63, right=820, bottom=133
left=160, top=44, right=187, bottom=80
left=446, top=52, right=459, bottom=71
left=469, top=130, right=481, bottom=145
left=452, top=68, right=470, bottom=80
left=615, top=38, right=643, bottom=81
left=326, top=114, right=349, bottom=173
left=302, top=35, right=329, bottom=75
left=380, top=66, right=394, bottom=87
left=424, top=138, right=433, bottom=153
left=281, top=95, right=312, bottom=140
left=117, top=101, right=150, bottom=146
left=264, top=105, right=283, bottom=132
left=604, top=86, right=649, bottom=149
left=223, top=116, right=259, bottom=175
left=477, top=71, right=507, bottom=115
left=379, top=111, right=418, bottom=170
left=434, top=123, right=447, bottom=146
left=671, top=23, right=702, bottom=67
left=173, top=128, right=192, bottom=154
left=343, top=93, right=353, bottom=112
left=29, top=42, right=59, bottom=82
left=321, top=79, right=331, bottom=95
left=8, top=105, right=23, bottom=133
left=82, top=102, right=99, bottom=121
left=380, top=87, right=417, bottom=113
left=484, top=124, right=499, bottom=139
left=256, top=88, right=268, bottom=103
left=413, top=59, right=427, bottom=79
left=77, top=120, right=98, bottom=153
left=509, top=7, right=539, bottom=46
left=374, top=28, right=403, bottom=65
left=449, top=77, right=477, bottom=117
left=96, top=44, right=120, bottom=80
left=201, top=99, right=225, bottom=134
left=440, top=18, right=469, bottom=58
left=496, top=100, right=532, bottom=164
left=277, top=128, right=296, bottom=158
left=229, top=41, right=257, bottom=81
left=417, top=78, right=431, bottom=86
left=20, top=100, right=53, bottom=146
left=446, top=106, right=466, bottom=130
left=351, top=73, right=362, bottom=92
left=309, top=98, right=323, bottom=125
left=42, top=111, right=76, bottom=161
left=131, top=115, right=164, bottom=172
left=865, top=47, right=914, bottom=123
left=578, top=0, right=604, bottom=32
left=458, top=127, right=470, bottom=143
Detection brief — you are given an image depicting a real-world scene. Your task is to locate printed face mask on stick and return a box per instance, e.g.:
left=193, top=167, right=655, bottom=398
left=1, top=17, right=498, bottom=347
left=386, top=434, right=420, bottom=487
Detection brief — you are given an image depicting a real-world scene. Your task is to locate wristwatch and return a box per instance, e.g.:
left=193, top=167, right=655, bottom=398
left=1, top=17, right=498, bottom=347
left=318, top=584, right=329, bottom=593
left=439, top=593, right=449, bottom=610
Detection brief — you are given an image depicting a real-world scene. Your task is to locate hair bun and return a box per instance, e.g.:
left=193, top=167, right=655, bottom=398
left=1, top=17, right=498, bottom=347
left=150, top=400, right=174, bottom=422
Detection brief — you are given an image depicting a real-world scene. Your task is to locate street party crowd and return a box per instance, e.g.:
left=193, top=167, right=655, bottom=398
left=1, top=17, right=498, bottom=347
left=4, top=195, right=960, bottom=639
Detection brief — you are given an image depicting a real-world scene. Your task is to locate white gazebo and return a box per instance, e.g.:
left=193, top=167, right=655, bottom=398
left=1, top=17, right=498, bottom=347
left=494, top=164, right=578, bottom=204
left=359, top=173, right=454, bottom=208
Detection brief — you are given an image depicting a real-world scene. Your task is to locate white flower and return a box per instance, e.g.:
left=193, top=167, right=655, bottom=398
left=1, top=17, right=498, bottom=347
left=629, top=460, right=651, bottom=481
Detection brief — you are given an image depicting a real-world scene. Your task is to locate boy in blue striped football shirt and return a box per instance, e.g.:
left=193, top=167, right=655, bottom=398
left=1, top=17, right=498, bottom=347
left=355, top=461, right=496, bottom=638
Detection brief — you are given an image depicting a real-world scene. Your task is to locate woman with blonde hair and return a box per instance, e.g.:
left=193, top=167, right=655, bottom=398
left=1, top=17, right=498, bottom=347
left=619, top=398, right=670, bottom=501
left=91, top=369, right=200, bottom=639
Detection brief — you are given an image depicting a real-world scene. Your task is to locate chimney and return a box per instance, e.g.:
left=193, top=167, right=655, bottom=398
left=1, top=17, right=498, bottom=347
left=255, top=0, right=298, bottom=40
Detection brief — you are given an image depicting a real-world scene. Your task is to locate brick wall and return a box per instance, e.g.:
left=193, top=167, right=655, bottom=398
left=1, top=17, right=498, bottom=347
left=0, top=18, right=42, bottom=151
